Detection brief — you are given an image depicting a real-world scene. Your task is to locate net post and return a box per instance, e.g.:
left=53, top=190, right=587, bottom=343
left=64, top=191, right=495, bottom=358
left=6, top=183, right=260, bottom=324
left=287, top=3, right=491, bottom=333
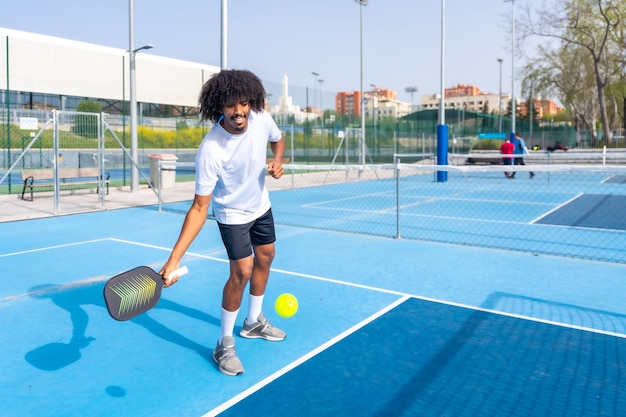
left=436, top=124, right=448, bottom=182
left=157, top=159, right=162, bottom=212
left=395, top=157, right=401, bottom=239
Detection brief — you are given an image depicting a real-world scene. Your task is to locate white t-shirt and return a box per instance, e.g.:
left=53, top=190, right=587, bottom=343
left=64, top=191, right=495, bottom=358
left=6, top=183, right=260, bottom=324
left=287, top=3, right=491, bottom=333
left=195, top=110, right=282, bottom=224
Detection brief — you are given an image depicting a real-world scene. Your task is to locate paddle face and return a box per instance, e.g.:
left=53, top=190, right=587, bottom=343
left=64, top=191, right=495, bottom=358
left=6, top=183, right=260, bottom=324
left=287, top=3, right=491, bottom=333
left=104, top=266, right=187, bottom=321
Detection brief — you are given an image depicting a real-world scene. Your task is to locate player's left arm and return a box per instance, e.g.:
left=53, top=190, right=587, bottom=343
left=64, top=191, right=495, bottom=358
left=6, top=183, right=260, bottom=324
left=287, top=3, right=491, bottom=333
left=267, top=135, right=285, bottom=179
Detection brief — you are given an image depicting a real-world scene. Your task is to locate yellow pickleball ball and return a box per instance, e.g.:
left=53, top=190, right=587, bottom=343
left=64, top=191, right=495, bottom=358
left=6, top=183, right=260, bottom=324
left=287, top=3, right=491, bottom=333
left=275, top=293, right=298, bottom=318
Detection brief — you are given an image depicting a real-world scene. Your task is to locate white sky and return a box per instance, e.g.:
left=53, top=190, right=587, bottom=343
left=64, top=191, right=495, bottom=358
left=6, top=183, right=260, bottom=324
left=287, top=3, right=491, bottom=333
left=2, top=0, right=541, bottom=106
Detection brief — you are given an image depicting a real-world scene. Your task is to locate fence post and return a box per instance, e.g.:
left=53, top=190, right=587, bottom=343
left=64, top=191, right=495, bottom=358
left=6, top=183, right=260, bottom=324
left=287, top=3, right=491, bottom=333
left=395, top=157, right=401, bottom=239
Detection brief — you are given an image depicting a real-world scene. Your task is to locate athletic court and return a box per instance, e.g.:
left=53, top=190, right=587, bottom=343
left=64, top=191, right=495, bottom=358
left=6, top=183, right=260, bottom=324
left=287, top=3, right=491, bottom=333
left=2, top=170, right=626, bottom=416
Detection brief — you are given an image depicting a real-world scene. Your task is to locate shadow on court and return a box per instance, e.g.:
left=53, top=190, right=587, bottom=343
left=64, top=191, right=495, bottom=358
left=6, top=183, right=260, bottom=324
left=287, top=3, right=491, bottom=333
left=24, top=281, right=218, bottom=372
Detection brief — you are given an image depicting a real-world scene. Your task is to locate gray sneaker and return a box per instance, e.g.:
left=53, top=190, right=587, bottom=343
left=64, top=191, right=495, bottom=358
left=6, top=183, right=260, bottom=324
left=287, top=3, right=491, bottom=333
left=239, top=312, right=286, bottom=341
left=212, top=336, right=244, bottom=376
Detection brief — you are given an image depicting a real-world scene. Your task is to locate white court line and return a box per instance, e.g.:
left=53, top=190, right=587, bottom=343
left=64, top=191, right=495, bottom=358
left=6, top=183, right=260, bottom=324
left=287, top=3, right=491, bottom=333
left=108, top=238, right=229, bottom=263
left=300, top=205, right=545, bottom=226
left=203, top=263, right=626, bottom=416
left=8, top=236, right=623, bottom=340
left=268, top=266, right=626, bottom=339
left=4, top=235, right=626, bottom=415
left=6, top=236, right=624, bottom=341
left=202, top=295, right=412, bottom=417
left=0, top=238, right=111, bottom=258
left=530, top=192, right=583, bottom=224
left=301, top=190, right=395, bottom=208
left=299, top=192, right=555, bottom=223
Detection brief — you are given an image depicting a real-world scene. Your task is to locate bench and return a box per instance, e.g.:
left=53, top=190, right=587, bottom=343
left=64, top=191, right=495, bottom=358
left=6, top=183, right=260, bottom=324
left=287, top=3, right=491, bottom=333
left=465, top=157, right=505, bottom=165
left=21, top=168, right=110, bottom=201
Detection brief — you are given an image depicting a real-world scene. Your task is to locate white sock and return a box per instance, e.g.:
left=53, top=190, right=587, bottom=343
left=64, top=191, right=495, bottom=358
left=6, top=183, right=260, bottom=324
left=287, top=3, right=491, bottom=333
left=219, top=307, right=239, bottom=344
left=247, top=294, right=264, bottom=324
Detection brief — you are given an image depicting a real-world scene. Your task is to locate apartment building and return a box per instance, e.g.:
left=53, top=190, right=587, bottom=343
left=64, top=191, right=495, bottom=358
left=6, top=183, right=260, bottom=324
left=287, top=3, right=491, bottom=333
left=519, top=98, right=562, bottom=119
left=419, top=83, right=560, bottom=118
left=335, top=87, right=411, bottom=120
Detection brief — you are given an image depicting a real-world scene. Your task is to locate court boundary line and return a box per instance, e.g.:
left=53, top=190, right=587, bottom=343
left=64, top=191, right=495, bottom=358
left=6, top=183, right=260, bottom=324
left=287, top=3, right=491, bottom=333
left=202, top=295, right=412, bottom=417
left=5, top=236, right=626, bottom=416
left=201, top=267, right=626, bottom=416
left=530, top=192, right=583, bottom=224
left=296, top=191, right=562, bottom=226
left=0, top=238, right=111, bottom=258
left=529, top=193, right=626, bottom=233
left=270, top=266, right=626, bottom=339
left=4, top=237, right=624, bottom=339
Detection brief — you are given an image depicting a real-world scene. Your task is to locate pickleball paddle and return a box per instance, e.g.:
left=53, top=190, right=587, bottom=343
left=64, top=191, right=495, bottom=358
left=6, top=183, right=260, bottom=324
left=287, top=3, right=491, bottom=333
left=104, top=266, right=188, bottom=321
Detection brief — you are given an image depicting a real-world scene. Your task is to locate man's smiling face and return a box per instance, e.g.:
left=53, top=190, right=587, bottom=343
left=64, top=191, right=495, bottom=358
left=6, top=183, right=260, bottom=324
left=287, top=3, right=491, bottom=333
left=221, top=98, right=250, bottom=134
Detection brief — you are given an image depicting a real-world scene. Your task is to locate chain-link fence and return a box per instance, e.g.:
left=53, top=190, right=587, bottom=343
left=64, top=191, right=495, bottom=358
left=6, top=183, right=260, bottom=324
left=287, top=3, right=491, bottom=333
left=266, top=162, right=626, bottom=264
left=3, top=108, right=626, bottom=266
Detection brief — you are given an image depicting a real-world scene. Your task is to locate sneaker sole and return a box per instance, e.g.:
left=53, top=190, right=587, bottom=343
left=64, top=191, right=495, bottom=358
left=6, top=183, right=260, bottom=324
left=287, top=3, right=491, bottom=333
left=239, top=330, right=285, bottom=342
left=212, top=353, right=244, bottom=376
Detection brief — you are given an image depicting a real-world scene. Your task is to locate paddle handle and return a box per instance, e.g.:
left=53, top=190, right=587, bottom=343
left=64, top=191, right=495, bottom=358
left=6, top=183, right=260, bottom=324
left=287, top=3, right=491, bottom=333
left=167, top=266, right=189, bottom=279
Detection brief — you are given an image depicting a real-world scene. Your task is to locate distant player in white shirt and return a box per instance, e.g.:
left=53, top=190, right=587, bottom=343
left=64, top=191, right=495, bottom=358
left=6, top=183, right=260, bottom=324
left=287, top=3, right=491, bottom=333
left=160, top=69, right=286, bottom=376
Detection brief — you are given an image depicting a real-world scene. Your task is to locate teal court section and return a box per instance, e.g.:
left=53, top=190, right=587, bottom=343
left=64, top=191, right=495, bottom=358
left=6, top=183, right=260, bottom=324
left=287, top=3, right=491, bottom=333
left=2, top=204, right=626, bottom=416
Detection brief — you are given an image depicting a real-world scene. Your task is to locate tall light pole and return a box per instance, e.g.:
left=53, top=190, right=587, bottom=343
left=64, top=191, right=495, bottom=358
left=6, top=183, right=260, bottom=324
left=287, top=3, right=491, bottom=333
left=405, top=86, right=418, bottom=112
left=505, top=0, right=516, bottom=140
left=311, top=71, right=319, bottom=127
left=355, top=0, right=368, bottom=166
left=129, top=0, right=154, bottom=192
left=318, top=79, right=324, bottom=128
left=436, top=0, right=448, bottom=182
left=221, top=0, right=228, bottom=69
left=370, top=83, right=377, bottom=146
left=497, top=58, right=503, bottom=133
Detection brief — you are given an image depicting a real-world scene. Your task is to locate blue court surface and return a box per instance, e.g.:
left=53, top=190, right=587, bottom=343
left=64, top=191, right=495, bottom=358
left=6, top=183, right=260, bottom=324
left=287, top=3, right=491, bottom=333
left=2, top=201, right=626, bottom=416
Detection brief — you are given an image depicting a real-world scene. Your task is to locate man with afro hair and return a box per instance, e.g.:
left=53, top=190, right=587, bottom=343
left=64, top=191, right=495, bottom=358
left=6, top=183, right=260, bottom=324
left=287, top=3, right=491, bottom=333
left=160, top=69, right=286, bottom=376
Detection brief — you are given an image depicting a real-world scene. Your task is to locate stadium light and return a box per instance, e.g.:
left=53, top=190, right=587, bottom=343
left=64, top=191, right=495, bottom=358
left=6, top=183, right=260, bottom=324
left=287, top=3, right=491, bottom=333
left=129, top=0, right=154, bottom=192
left=221, top=0, right=227, bottom=69
left=505, top=0, right=516, bottom=140
left=318, top=79, right=324, bottom=128
left=355, top=0, right=367, bottom=166
left=312, top=72, right=319, bottom=127
left=405, top=86, right=418, bottom=112
left=133, top=44, right=154, bottom=53
left=370, top=83, right=377, bottom=144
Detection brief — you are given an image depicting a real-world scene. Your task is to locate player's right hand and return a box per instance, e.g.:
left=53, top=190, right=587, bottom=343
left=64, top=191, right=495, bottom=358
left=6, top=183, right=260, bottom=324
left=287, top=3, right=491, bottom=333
left=160, top=264, right=180, bottom=287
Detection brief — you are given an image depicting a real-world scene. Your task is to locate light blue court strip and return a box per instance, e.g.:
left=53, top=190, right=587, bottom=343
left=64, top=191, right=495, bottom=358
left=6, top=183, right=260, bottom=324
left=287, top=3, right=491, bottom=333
left=2, top=206, right=626, bottom=416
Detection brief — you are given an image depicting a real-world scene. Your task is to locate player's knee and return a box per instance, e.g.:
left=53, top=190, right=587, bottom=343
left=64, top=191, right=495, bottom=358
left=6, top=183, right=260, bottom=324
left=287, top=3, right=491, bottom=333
left=229, top=258, right=254, bottom=283
left=254, top=244, right=275, bottom=267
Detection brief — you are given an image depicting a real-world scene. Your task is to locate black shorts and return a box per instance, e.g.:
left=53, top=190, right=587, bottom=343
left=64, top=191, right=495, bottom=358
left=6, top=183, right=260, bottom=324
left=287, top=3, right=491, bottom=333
left=217, top=209, right=276, bottom=260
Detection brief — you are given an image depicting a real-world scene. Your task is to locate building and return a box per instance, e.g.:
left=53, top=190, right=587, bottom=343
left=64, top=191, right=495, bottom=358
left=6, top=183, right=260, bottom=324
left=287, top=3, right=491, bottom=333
left=420, top=84, right=511, bottom=114
left=269, top=73, right=315, bottom=125
left=335, top=91, right=361, bottom=122
left=1, top=27, right=220, bottom=119
left=419, top=83, right=561, bottom=118
left=519, top=98, right=562, bottom=119
left=335, top=87, right=411, bottom=120
left=445, top=84, right=481, bottom=98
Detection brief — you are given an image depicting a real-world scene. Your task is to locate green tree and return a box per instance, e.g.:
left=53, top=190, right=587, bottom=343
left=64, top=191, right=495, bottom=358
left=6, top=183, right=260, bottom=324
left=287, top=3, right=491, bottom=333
left=73, top=99, right=102, bottom=138
left=521, top=0, right=624, bottom=143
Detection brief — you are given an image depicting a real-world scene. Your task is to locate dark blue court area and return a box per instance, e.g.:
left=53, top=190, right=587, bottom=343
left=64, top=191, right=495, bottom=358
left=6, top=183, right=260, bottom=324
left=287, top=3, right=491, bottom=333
left=220, top=297, right=626, bottom=417
left=536, top=193, right=626, bottom=230
left=2, top=200, right=626, bottom=416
